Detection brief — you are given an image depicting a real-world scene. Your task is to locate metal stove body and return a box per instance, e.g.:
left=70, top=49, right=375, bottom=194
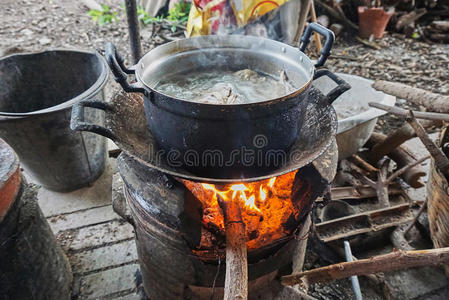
left=113, top=139, right=337, bottom=299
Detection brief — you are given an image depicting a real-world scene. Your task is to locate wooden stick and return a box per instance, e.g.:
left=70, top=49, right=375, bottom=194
left=372, top=81, right=449, bottom=113
left=281, top=247, right=449, bottom=286
left=349, top=154, right=378, bottom=173
left=294, top=0, right=312, bottom=46
left=386, top=155, right=430, bottom=185
left=406, top=111, right=449, bottom=177
left=292, top=214, right=312, bottom=293
left=217, top=194, right=248, bottom=300
left=404, top=199, right=428, bottom=235
left=351, top=158, right=391, bottom=208
left=355, top=36, right=381, bottom=50
left=368, top=120, right=440, bottom=163
left=292, top=214, right=312, bottom=274
left=367, top=132, right=429, bottom=188
left=369, top=102, right=449, bottom=122
left=309, top=0, right=322, bottom=52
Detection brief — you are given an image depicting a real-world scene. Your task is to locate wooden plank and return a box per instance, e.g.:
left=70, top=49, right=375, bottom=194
left=70, top=240, right=138, bottom=274
left=67, top=219, right=134, bottom=251
left=78, top=264, right=140, bottom=298
left=47, top=205, right=118, bottom=234
left=37, top=160, right=116, bottom=217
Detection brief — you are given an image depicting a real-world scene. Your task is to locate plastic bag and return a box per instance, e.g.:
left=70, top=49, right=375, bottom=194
left=187, top=0, right=290, bottom=36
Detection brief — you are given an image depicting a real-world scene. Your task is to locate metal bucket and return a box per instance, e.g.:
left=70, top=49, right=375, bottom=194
left=0, top=50, right=109, bottom=192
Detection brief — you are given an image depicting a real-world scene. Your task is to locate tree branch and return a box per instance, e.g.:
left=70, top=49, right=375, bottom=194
left=386, top=155, right=430, bottom=185
left=372, top=81, right=449, bottom=113
left=281, top=247, right=449, bottom=286
left=406, top=111, right=449, bottom=177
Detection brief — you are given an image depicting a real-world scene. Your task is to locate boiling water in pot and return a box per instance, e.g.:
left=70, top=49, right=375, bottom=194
left=155, top=69, right=297, bottom=104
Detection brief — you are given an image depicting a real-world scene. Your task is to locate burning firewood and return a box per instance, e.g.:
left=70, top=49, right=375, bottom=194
left=217, top=194, right=248, bottom=300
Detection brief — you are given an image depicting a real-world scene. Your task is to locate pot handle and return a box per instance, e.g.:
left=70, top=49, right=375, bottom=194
left=299, top=22, right=335, bottom=67
left=70, top=99, right=116, bottom=140
left=105, top=42, right=146, bottom=94
left=313, top=69, right=351, bottom=104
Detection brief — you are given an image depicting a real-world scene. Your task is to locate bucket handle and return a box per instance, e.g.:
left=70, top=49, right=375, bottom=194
left=299, top=22, right=335, bottom=67
left=70, top=99, right=116, bottom=140
left=105, top=42, right=146, bottom=94
left=313, top=70, right=351, bottom=104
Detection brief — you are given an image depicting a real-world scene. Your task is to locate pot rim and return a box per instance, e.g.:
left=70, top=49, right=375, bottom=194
left=134, top=35, right=315, bottom=108
left=0, top=49, right=109, bottom=118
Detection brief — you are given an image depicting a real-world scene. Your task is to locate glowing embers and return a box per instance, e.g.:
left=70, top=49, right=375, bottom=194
left=182, top=171, right=311, bottom=251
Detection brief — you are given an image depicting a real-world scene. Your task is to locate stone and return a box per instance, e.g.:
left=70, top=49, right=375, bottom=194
left=39, top=37, right=51, bottom=45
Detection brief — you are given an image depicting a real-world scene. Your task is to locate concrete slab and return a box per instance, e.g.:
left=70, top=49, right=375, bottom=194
left=70, top=239, right=138, bottom=275
left=36, top=159, right=116, bottom=217
left=67, top=219, right=134, bottom=251
left=386, top=266, right=449, bottom=300
left=47, top=204, right=118, bottom=233
left=78, top=263, right=139, bottom=298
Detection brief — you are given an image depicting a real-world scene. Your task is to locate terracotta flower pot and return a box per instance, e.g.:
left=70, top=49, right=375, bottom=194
left=358, top=6, right=394, bottom=39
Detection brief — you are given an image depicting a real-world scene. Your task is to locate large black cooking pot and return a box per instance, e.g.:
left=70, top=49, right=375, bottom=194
left=105, top=23, right=350, bottom=178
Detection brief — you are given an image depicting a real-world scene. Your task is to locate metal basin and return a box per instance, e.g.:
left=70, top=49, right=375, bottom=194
left=313, top=73, right=396, bottom=160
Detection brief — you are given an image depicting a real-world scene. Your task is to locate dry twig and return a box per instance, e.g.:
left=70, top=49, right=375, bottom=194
left=369, top=102, right=449, bottom=122
left=406, top=111, right=449, bottom=177
left=351, top=155, right=429, bottom=208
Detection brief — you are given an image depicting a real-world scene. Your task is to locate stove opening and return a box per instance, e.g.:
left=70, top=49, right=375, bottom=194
left=181, top=166, right=324, bottom=258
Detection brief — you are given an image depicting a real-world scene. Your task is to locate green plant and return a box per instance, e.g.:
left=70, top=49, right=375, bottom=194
left=137, top=6, right=164, bottom=25
left=88, top=4, right=118, bottom=26
left=135, top=0, right=191, bottom=32
left=166, top=0, right=191, bottom=23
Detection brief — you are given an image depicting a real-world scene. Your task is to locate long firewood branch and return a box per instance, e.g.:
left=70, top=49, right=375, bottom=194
left=217, top=194, right=248, bottom=300
left=281, top=247, right=449, bottom=286
left=372, top=80, right=449, bottom=113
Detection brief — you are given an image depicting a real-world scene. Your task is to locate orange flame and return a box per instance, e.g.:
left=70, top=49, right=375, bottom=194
left=182, top=171, right=302, bottom=251
left=201, top=182, right=268, bottom=212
